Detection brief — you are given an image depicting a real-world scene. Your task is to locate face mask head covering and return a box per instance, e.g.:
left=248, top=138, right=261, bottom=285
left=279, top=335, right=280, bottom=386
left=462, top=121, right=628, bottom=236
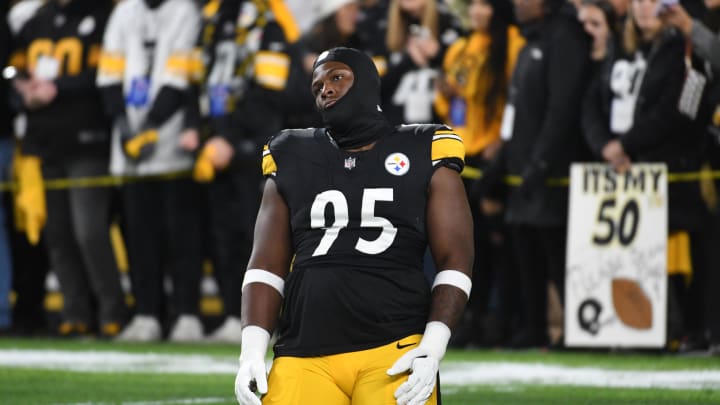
left=312, top=47, right=391, bottom=150
left=144, top=0, right=165, bottom=9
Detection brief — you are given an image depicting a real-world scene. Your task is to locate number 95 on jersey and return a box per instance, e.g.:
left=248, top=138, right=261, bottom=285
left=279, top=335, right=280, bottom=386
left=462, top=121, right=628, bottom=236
left=565, top=163, right=668, bottom=348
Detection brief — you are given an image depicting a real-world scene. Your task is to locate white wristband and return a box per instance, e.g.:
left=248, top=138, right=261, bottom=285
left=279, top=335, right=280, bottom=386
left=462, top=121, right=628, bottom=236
left=239, top=325, right=271, bottom=363
left=242, top=269, right=285, bottom=297
left=419, top=321, right=452, bottom=360
left=432, top=269, right=472, bottom=299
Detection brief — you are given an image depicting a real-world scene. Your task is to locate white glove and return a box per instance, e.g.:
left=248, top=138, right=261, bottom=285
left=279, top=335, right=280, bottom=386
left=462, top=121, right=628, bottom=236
left=235, top=326, right=270, bottom=405
left=387, top=322, right=451, bottom=405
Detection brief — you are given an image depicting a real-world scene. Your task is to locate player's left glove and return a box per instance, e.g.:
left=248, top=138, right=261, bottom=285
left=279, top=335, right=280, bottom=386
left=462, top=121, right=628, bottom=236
left=234, top=326, right=270, bottom=405
left=387, top=321, right=451, bottom=405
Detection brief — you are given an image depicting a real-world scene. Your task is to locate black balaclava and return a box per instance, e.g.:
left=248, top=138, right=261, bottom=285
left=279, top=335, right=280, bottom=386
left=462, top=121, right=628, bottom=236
left=312, top=47, right=392, bottom=150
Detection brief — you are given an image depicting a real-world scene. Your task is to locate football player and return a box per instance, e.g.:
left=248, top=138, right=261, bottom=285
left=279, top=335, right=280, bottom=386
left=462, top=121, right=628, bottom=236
left=234, top=47, right=473, bottom=405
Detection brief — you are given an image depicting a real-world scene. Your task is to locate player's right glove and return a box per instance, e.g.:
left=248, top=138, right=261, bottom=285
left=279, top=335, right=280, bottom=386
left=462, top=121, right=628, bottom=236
left=235, top=325, right=270, bottom=405
left=387, top=321, right=451, bottom=405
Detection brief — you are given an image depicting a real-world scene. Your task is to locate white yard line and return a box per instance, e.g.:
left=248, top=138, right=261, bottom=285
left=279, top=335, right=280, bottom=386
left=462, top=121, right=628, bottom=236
left=50, top=398, right=229, bottom=405
left=2, top=349, right=720, bottom=391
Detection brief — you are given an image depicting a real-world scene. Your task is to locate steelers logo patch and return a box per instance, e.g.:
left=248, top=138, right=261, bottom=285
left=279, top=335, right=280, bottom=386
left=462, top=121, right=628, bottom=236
left=385, top=153, right=410, bottom=176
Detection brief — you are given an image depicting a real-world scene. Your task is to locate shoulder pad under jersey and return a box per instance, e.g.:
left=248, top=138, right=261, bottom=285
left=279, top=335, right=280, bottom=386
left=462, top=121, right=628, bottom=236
left=261, top=128, right=318, bottom=176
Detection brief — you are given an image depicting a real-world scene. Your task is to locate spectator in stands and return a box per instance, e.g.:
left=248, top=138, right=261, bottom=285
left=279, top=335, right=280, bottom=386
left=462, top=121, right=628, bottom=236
left=582, top=0, right=708, bottom=349
left=5, top=0, right=50, bottom=338
left=10, top=0, right=127, bottom=338
left=285, top=0, right=323, bottom=34
left=381, top=0, right=464, bottom=125
left=434, top=0, right=524, bottom=347
left=98, top=0, right=204, bottom=342
left=186, top=0, right=299, bottom=344
left=0, top=1, right=14, bottom=334
left=661, top=0, right=720, bottom=354
left=579, top=0, right=617, bottom=61
left=357, top=0, right=391, bottom=63
left=483, top=0, right=592, bottom=348
left=660, top=0, right=720, bottom=71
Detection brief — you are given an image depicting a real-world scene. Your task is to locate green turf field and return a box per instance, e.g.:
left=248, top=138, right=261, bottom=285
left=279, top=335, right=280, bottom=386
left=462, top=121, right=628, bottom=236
left=1, top=338, right=719, bottom=404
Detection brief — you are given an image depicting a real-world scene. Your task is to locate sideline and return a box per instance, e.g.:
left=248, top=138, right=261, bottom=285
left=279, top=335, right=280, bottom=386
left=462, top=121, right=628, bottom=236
left=2, top=349, right=720, bottom=390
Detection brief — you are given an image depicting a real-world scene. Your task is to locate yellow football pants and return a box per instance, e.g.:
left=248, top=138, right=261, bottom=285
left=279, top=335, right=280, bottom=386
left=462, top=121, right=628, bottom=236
left=263, top=334, right=439, bottom=405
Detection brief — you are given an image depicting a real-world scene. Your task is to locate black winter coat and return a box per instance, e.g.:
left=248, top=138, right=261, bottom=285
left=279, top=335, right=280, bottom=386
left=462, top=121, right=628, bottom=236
left=582, top=29, right=707, bottom=231
left=501, top=7, right=592, bottom=226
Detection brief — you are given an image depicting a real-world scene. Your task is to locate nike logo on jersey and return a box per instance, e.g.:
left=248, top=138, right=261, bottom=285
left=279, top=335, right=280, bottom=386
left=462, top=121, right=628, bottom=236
left=396, top=341, right=417, bottom=349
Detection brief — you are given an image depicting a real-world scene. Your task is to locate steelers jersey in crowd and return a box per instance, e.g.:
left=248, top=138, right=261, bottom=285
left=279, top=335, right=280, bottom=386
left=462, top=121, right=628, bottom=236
left=97, top=0, right=200, bottom=175
left=262, top=124, right=464, bottom=357
left=190, top=0, right=299, bottom=141
left=10, top=0, right=114, bottom=160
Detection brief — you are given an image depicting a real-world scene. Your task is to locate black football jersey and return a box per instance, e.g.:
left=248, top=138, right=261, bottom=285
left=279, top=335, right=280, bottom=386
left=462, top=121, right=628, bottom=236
left=262, top=124, right=464, bottom=356
left=12, top=1, right=112, bottom=159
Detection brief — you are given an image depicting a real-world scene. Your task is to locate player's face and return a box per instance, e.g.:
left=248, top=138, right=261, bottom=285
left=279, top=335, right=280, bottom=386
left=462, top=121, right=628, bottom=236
left=311, top=61, right=355, bottom=111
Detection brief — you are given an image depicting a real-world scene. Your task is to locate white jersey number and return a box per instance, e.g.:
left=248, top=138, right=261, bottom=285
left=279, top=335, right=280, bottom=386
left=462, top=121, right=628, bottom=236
left=310, top=188, right=397, bottom=256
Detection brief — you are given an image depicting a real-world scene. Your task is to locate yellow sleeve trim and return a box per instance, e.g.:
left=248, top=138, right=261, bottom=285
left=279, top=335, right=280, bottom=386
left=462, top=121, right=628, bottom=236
left=203, top=0, right=221, bottom=18
left=372, top=56, right=387, bottom=77
left=98, top=51, right=126, bottom=77
left=262, top=148, right=278, bottom=176
left=255, top=51, right=290, bottom=90
left=431, top=133, right=465, bottom=162
left=269, top=0, right=300, bottom=43
left=165, top=53, right=192, bottom=77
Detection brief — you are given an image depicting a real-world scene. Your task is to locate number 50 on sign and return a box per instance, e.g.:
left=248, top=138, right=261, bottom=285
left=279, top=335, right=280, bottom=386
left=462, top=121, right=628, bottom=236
left=565, top=163, right=668, bottom=348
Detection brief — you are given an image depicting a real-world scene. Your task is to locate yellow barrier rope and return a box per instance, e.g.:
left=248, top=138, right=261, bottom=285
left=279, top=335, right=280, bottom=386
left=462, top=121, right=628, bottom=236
left=459, top=166, right=720, bottom=186
left=0, top=170, right=193, bottom=193
left=0, top=166, right=718, bottom=193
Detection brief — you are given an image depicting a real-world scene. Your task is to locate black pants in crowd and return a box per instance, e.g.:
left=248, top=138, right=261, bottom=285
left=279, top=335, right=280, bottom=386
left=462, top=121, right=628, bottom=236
left=511, top=224, right=567, bottom=345
left=43, top=156, right=126, bottom=327
left=122, top=178, right=204, bottom=321
left=206, top=167, right=261, bottom=318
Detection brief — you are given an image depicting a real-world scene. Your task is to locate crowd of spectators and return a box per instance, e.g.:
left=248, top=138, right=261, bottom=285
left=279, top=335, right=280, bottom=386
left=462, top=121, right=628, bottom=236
left=0, top=0, right=719, bottom=354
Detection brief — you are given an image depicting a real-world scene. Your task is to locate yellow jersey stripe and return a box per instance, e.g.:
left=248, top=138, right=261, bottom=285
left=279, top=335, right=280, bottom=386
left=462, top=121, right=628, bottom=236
left=262, top=153, right=278, bottom=176
left=203, top=0, right=221, bottom=18
left=255, top=51, right=290, bottom=90
left=372, top=56, right=387, bottom=77
left=434, top=130, right=456, bottom=136
left=165, top=53, right=191, bottom=77
left=268, top=0, right=300, bottom=43
left=431, top=137, right=465, bottom=161
left=98, top=51, right=126, bottom=76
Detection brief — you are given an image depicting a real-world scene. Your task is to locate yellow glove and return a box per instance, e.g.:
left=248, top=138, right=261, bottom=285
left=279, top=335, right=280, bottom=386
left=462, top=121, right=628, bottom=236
left=124, top=128, right=159, bottom=160
left=193, top=144, right=217, bottom=183
left=14, top=155, right=46, bottom=245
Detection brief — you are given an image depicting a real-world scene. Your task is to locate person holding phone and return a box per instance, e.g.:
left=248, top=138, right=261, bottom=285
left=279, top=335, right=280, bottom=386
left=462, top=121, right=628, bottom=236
left=659, top=0, right=720, bottom=71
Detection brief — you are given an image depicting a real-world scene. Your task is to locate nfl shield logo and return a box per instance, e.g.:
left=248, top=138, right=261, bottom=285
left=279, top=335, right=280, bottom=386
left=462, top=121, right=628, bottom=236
left=344, top=157, right=356, bottom=170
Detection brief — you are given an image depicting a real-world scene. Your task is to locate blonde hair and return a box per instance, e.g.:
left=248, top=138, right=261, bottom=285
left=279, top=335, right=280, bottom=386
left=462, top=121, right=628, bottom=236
left=386, top=0, right=440, bottom=53
left=622, top=1, right=665, bottom=54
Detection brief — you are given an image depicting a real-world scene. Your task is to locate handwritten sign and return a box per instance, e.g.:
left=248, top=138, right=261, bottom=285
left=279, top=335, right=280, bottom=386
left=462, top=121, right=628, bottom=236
left=565, top=163, right=667, bottom=348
